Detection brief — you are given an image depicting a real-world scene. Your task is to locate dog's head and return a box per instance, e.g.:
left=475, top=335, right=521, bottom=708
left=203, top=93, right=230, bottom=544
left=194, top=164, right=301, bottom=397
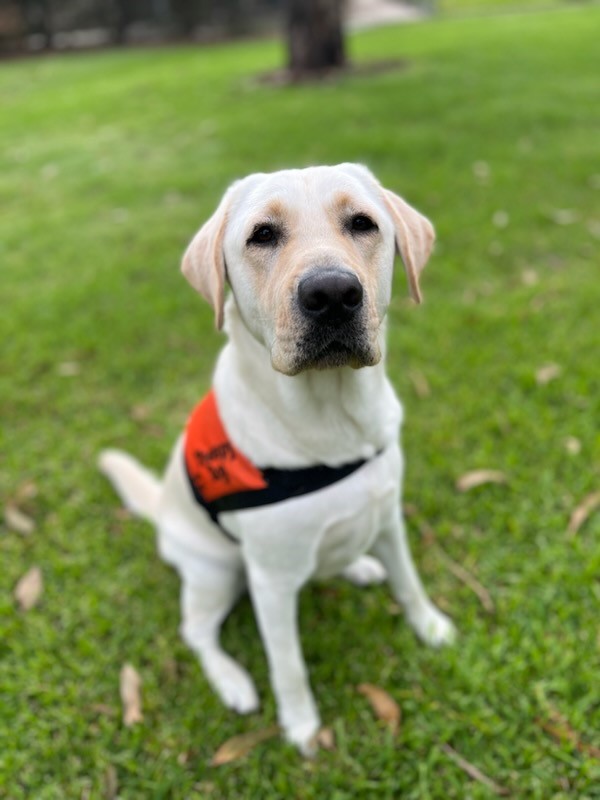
left=182, top=164, right=434, bottom=376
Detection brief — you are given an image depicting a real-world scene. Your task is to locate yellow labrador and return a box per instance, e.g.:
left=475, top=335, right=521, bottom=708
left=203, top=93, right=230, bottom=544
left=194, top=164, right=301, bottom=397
left=99, top=164, right=455, bottom=754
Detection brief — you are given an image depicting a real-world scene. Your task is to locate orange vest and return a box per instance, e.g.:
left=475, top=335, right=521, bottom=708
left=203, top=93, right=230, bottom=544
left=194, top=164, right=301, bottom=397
left=184, top=390, right=374, bottom=539
left=184, top=390, right=267, bottom=505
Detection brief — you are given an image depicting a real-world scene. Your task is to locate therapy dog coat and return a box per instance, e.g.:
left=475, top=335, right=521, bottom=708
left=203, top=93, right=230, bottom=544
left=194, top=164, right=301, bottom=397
left=184, top=390, right=371, bottom=537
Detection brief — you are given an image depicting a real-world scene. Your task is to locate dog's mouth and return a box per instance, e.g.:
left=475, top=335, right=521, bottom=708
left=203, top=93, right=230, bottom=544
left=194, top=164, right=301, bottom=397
left=289, top=328, right=379, bottom=373
left=269, top=306, right=382, bottom=376
left=308, top=340, right=361, bottom=369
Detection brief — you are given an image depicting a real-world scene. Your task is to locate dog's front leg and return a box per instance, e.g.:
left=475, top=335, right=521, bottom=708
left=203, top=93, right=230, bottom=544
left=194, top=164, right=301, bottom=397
left=247, top=566, right=320, bottom=755
left=373, top=505, right=456, bottom=647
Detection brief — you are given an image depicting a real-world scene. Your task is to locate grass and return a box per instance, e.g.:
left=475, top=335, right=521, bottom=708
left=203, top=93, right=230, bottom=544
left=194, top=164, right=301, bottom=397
left=439, top=0, right=578, bottom=12
left=1, top=4, right=599, bottom=798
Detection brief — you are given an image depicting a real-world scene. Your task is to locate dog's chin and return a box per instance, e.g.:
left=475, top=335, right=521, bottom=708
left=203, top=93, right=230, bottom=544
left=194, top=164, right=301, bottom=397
left=271, top=339, right=381, bottom=376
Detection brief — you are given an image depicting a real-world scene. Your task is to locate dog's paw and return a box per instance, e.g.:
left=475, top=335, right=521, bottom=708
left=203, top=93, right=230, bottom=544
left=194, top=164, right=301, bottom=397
left=408, top=604, right=456, bottom=648
left=203, top=651, right=260, bottom=714
left=284, top=717, right=321, bottom=758
left=342, top=555, right=387, bottom=586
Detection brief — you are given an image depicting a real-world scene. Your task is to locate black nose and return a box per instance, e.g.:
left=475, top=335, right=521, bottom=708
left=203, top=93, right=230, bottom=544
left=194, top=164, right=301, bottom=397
left=298, top=270, right=364, bottom=323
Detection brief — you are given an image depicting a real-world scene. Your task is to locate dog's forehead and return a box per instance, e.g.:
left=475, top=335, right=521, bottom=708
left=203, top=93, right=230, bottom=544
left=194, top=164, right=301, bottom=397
left=228, top=165, right=383, bottom=224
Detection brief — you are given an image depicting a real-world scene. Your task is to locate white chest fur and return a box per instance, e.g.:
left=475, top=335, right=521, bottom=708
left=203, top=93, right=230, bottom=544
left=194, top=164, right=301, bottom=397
left=219, top=444, right=402, bottom=584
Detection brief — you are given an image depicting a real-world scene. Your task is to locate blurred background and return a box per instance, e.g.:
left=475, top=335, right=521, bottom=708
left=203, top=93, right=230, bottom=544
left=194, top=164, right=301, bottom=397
left=4, top=1, right=443, bottom=56
left=1, top=0, right=599, bottom=797
left=0, top=0, right=584, bottom=57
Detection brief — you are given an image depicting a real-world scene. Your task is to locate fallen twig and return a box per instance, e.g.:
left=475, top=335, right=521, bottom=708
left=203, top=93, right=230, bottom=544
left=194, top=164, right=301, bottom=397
left=436, top=549, right=495, bottom=614
left=567, top=491, right=600, bottom=538
left=441, top=743, right=510, bottom=796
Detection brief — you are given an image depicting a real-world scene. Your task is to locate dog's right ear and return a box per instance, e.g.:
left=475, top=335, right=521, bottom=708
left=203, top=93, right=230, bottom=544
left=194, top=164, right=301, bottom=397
left=181, top=189, right=234, bottom=330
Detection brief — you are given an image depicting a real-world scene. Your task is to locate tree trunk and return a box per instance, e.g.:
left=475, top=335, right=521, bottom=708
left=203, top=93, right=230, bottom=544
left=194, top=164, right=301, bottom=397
left=287, top=0, right=346, bottom=77
left=23, top=0, right=53, bottom=50
left=112, top=0, right=129, bottom=44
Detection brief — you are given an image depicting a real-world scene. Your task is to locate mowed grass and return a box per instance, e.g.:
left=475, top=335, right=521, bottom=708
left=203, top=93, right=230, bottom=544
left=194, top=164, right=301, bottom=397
left=1, top=5, right=599, bottom=798
left=440, top=0, right=576, bottom=13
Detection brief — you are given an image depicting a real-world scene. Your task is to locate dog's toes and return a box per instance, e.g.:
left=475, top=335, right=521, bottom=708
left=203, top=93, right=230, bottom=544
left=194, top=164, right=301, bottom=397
left=203, top=652, right=260, bottom=714
left=408, top=604, right=456, bottom=648
left=342, top=554, right=387, bottom=586
left=284, top=718, right=321, bottom=758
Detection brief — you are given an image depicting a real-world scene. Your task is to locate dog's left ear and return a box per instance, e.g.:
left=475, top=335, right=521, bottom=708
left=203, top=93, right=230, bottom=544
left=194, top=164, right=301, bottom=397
left=181, top=189, right=234, bottom=330
left=383, top=190, right=435, bottom=304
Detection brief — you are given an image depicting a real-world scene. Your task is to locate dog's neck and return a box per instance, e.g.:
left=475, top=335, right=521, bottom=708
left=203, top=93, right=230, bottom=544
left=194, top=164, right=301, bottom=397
left=212, top=301, right=402, bottom=468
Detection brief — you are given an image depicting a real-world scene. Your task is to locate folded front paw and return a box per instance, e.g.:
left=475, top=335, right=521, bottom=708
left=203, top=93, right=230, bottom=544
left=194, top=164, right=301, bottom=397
left=202, top=651, right=260, bottom=714
left=342, top=554, right=387, bottom=586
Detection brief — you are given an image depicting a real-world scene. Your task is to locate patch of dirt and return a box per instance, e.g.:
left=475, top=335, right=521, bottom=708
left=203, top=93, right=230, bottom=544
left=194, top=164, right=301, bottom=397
left=254, top=57, right=409, bottom=87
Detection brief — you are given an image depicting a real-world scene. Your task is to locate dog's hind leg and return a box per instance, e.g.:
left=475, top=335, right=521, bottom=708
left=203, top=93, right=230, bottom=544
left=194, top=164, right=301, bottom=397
left=179, top=562, right=259, bottom=714
left=373, top=506, right=456, bottom=647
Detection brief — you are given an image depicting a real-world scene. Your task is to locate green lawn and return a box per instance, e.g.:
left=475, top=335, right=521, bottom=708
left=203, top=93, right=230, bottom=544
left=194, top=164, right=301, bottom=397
left=1, top=5, right=599, bottom=798
left=439, top=0, right=577, bottom=13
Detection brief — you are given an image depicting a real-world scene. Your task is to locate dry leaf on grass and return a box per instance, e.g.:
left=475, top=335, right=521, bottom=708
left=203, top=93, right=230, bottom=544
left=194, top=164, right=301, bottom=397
left=567, top=491, right=600, bottom=537
left=441, top=744, right=510, bottom=796
left=162, top=657, right=179, bottom=682
left=4, top=504, right=35, bottom=535
left=564, top=437, right=581, bottom=456
left=14, top=566, right=43, bottom=610
left=211, top=725, right=280, bottom=766
left=472, top=161, right=490, bottom=182
left=104, top=765, right=118, bottom=800
left=57, top=361, right=81, bottom=377
left=492, top=210, right=509, bottom=229
left=119, top=664, right=143, bottom=727
left=456, top=470, right=507, bottom=492
left=315, top=727, right=336, bottom=751
left=114, top=507, right=133, bottom=523
left=14, top=480, right=38, bottom=503
left=521, top=268, right=539, bottom=286
left=5, top=481, right=39, bottom=535
left=130, top=404, right=151, bottom=422
left=357, top=683, right=401, bottom=734
left=535, top=363, right=561, bottom=385
left=538, top=709, right=600, bottom=759
left=408, top=370, right=431, bottom=398
left=550, top=208, right=579, bottom=226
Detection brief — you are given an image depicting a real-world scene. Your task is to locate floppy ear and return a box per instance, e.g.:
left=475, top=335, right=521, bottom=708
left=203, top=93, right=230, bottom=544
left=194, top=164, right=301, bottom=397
left=382, top=190, right=435, bottom=304
left=181, top=191, right=232, bottom=330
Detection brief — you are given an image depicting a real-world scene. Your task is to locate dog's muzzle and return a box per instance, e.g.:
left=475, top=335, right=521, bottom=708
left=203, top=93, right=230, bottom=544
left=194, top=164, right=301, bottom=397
left=298, top=269, right=363, bottom=325
left=290, top=268, right=377, bottom=372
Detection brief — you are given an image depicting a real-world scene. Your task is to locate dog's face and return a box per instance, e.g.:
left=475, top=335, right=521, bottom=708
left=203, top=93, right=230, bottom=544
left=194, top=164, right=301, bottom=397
left=182, top=164, right=434, bottom=376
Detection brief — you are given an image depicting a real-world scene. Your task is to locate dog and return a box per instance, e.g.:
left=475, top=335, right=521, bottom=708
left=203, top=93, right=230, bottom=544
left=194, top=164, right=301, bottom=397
left=99, top=163, right=455, bottom=755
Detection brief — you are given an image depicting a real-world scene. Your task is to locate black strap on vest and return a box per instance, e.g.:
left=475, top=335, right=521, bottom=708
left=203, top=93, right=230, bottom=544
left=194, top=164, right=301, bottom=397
left=185, top=454, right=373, bottom=543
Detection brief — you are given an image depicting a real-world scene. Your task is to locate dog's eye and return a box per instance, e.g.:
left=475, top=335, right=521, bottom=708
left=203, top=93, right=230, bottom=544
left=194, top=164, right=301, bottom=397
left=248, top=225, right=277, bottom=246
left=350, top=214, right=377, bottom=233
